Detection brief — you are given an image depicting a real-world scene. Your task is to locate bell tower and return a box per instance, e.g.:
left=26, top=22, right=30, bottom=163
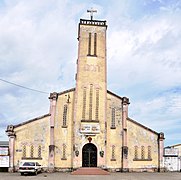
left=73, top=10, right=108, bottom=168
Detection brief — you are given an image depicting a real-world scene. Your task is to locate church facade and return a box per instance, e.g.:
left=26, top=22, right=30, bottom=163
left=6, top=17, right=165, bottom=172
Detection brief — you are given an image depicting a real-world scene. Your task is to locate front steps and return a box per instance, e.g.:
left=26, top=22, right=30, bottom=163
left=71, top=167, right=110, bottom=175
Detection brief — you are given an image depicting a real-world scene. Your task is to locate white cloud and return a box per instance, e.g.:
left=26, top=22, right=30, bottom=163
left=0, top=0, right=181, bottom=146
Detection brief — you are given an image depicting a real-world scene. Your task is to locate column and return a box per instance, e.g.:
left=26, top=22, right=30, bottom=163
left=48, top=92, right=58, bottom=172
left=122, top=97, right=130, bottom=172
left=6, top=125, right=16, bottom=172
left=158, top=132, right=165, bottom=172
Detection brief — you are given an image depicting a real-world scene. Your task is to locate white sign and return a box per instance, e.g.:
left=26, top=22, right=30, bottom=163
left=80, top=124, right=100, bottom=134
left=0, top=156, right=9, bottom=167
left=164, top=148, right=179, bottom=156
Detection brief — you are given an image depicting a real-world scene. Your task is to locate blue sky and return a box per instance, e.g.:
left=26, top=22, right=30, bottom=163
left=0, top=0, right=181, bottom=146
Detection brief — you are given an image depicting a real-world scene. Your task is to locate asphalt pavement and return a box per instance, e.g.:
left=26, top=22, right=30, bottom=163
left=0, top=172, right=181, bottom=180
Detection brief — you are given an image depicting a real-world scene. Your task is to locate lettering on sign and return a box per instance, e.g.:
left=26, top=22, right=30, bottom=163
left=80, top=124, right=100, bottom=134
left=84, top=64, right=100, bottom=72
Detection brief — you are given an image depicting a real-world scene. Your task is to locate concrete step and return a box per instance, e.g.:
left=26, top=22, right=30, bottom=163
left=71, top=167, right=110, bottom=175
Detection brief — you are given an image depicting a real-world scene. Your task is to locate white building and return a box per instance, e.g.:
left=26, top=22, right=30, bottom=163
left=164, top=145, right=181, bottom=172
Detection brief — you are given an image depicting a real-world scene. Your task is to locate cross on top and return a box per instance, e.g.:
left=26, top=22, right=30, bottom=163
left=87, top=7, right=97, bottom=20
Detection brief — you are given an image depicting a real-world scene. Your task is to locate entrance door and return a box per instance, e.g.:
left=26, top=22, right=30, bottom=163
left=82, top=143, right=97, bottom=167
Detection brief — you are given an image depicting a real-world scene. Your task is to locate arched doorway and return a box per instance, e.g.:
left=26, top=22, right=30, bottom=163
left=82, top=143, right=97, bottom=167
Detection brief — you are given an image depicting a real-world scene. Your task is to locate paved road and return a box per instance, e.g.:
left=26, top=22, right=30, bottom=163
left=0, top=172, right=181, bottom=180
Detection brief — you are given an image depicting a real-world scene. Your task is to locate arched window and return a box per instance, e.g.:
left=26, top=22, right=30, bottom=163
left=141, top=146, right=145, bottom=159
left=89, top=84, right=93, bottom=120
left=61, top=144, right=67, bottom=160
left=82, top=87, right=87, bottom=120
left=134, top=146, right=138, bottom=160
left=30, top=145, right=34, bottom=158
left=148, top=146, right=151, bottom=160
left=111, top=108, right=116, bottom=129
left=111, top=145, right=116, bottom=161
left=88, top=33, right=91, bottom=55
left=94, top=33, right=97, bottom=56
left=62, top=104, right=68, bottom=127
left=95, top=89, right=99, bottom=121
left=22, top=145, right=26, bottom=158
left=38, top=145, right=41, bottom=158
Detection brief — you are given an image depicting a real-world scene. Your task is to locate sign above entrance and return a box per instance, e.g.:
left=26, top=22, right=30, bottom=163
left=80, top=123, right=100, bottom=134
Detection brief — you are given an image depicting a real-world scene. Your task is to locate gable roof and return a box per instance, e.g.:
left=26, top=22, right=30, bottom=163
left=58, top=88, right=75, bottom=96
left=107, top=90, right=123, bottom=100
left=12, top=88, right=76, bottom=128
left=14, top=114, right=50, bottom=128
left=127, top=117, right=159, bottom=135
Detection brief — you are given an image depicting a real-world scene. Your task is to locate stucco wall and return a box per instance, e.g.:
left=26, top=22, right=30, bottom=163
left=13, top=115, right=50, bottom=170
left=106, top=92, right=122, bottom=169
left=127, top=119, right=159, bottom=171
left=54, top=90, right=75, bottom=169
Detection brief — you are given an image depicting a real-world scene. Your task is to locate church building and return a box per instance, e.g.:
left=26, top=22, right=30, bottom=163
left=6, top=13, right=165, bottom=172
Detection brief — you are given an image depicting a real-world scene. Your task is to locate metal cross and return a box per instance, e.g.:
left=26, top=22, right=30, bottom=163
left=87, top=7, right=97, bottom=20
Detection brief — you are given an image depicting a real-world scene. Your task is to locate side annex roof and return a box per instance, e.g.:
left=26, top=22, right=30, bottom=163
left=13, top=88, right=76, bottom=128
left=57, top=87, right=75, bottom=96
left=107, top=90, right=123, bottom=100
left=14, top=114, right=50, bottom=128
left=107, top=90, right=158, bottom=135
left=127, top=117, right=159, bottom=135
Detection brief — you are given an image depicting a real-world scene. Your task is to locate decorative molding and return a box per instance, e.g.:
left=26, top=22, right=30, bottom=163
left=49, top=92, right=58, bottom=100
left=122, top=146, right=128, bottom=159
left=87, top=54, right=97, bottom=57
left=6, top=125, right=16, bottom=137
left=75, top=150, right=79, bottom=157
left=22, top=157, right=42, bottom=160
left=122, top=97, right=130, bottom=105
left=133, top=158, right=152, bottom=161
left=88, top=137, right=92, bottom=143
left=80, top=19, right=107, bottom=27
left=81, top=120, right=99, bottom=123
left=99, top=150, right=104, bottom=157
left=61, top=125, right=68, bottom=128
left=111, top=158, right=116, bottom=161
left=49, top=145, right=55, bottom=152
left=84, top=64, right=100, bottom=72
left=159, top=132, right=165, bottom=140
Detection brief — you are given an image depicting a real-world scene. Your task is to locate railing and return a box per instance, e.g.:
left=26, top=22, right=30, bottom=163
left=80, top=19, right=106, bottom=26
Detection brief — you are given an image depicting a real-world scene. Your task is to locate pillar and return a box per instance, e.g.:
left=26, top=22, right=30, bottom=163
left=158, top=132, right=165, bottom=172
left=122, top=97, right=130, bottom=172
left=6, top=125, right=16, bottom=172
left=48, top=92, right=58, bottom=172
